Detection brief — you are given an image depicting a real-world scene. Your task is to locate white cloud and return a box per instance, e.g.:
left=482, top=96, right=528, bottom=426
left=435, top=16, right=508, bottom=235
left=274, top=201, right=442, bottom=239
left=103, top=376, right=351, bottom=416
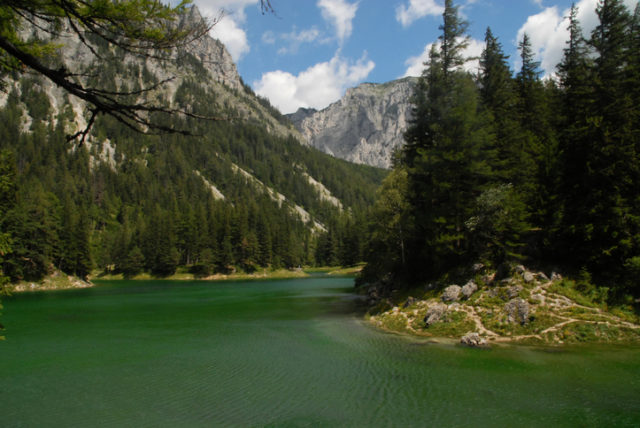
left=275, top=27, right=322, bottom=55
left=515, top=0, right=637, bottom=76
left=195, top=0, right=261, bottom=61
left=210, top=16, right=251, bottom=60
left=253, top=54, right=375, bottom=113
left=317, top=0, right=359, bottom=43
left=403, top=38, right=485, bottom=77
left=396, top=0, right=444, bottom=28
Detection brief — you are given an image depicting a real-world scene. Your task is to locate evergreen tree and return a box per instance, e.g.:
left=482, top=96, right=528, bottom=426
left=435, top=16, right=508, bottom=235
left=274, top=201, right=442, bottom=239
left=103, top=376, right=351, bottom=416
left=400, top=1, right=495, bottom=280
left=582, top=0, right=638, bottom=287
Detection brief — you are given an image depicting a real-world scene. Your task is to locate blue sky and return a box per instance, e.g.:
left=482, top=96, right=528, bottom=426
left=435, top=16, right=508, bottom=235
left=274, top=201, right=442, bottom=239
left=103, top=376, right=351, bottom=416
left=193, top=0, right=638, bottom=114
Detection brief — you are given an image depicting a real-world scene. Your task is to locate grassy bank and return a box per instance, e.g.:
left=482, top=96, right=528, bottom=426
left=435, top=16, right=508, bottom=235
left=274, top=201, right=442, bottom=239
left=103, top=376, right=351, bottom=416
left=367, top=266, right=640, bottom=346
left=91, top=267, right=310, bottom=282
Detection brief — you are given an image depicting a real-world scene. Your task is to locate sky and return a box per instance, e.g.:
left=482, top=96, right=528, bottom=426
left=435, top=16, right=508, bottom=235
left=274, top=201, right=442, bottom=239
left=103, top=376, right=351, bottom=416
left=192, top=0, right=639, bottom=114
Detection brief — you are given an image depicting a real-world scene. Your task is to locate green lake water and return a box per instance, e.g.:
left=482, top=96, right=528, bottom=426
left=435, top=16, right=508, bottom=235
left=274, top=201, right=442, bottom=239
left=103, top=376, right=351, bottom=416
left=1, top=276, right=639, bottom=427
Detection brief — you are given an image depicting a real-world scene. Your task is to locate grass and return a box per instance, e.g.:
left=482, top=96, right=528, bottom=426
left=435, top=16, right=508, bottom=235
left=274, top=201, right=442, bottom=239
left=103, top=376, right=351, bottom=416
left=557, top=322, right=640, bottom=344
left=91, top=268, right=309, bottom=282
left=423, top=311, right=476, bottom=337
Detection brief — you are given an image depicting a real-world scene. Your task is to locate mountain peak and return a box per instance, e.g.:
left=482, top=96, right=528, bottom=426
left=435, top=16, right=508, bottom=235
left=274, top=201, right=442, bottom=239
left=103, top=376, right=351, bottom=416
left=287, top=77, right=418, bottom=169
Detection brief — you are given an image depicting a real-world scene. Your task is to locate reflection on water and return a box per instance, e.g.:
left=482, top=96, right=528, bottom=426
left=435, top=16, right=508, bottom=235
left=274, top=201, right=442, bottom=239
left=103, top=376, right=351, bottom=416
left=2, top=277, right=639, bottom=427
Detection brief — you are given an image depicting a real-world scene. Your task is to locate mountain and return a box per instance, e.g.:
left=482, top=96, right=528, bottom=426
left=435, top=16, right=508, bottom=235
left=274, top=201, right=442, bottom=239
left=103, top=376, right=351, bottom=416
left=0, top=7, right=386, bottom=282
left=287, top=77, right=417, bottom=169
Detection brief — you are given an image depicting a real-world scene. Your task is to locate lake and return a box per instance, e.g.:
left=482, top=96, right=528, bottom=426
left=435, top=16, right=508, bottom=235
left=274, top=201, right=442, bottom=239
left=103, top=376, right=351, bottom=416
left=2, top=276, right=639, bottom=427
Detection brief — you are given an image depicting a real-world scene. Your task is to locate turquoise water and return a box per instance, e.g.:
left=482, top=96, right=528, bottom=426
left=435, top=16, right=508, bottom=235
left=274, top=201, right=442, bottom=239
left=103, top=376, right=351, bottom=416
left=2, top=277, right=639, bottom=427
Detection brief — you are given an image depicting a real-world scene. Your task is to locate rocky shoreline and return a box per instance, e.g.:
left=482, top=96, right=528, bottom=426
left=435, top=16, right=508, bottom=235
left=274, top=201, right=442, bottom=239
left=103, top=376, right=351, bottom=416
left=7, top=271, right=93, bottom=293
left=366, top=265, right=640, bottom=346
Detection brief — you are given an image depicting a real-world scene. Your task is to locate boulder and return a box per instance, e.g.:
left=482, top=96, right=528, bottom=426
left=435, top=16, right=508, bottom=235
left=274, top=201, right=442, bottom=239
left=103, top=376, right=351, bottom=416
left=442, top=285, right=462, bottom=302
left=472, top=263, right=485, bottom=272
left=504, top=298, right=530, bottom=325
left=460, top=332, right=488, bottom=347
left=523, top=271, right=535, bottom=283
left=423, top=303, right=447, bottom=326
left=514, top=265, right=526, bottom=274
left=461, top=281, right=478, bottom=299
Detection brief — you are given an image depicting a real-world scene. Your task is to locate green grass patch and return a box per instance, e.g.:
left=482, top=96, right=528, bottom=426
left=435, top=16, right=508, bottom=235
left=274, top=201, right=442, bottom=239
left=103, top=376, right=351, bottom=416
left=480, top=308, right=563, bottom=337
left=557, top=322, right=640, bottom=344
left=421, top=310, right=476, bottom=338
left=548, top=279, right=602, bottom=308
left=327, top=264, right=365, bottom=276
left=376, top=312, right=410, bottom=333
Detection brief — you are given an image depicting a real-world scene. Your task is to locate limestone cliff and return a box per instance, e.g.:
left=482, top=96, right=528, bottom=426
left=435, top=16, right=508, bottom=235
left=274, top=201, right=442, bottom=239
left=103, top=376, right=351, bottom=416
left=288, top=77, right=417, bottom=169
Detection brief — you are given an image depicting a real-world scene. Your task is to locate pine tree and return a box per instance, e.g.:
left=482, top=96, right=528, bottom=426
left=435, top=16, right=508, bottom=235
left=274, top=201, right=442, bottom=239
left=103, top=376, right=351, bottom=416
left=582, top=0, right=638, bottom=285
left=400, top=0, right=495, bottom=280
left=439, top=0, right=470, bottom=80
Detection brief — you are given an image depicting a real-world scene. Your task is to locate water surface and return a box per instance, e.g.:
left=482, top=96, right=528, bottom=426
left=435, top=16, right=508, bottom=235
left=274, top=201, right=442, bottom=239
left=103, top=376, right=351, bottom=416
left=2, top=277, right=639, bottom=427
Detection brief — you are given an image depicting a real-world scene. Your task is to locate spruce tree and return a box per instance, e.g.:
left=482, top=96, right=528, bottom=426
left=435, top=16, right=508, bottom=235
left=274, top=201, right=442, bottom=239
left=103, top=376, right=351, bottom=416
left=401, top=0, right=494, bottom=280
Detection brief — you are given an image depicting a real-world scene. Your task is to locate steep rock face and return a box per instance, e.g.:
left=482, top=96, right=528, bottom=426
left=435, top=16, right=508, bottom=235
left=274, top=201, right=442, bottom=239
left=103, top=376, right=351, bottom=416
left=288, top=77, right=417, bottom=169
left=178, top=6, right=243, bottom=91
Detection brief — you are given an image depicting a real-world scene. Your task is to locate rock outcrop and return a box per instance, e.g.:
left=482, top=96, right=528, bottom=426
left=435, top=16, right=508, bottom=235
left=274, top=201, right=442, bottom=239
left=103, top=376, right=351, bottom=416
left=287, top=77, right=417, bottom=169
left=504, top=298, right=530, bottom=325
left=424, top=303, right=448, bottom=326
left=460, top=332, right=488, bottom=347
left=442, top=285, right=462, bottom=302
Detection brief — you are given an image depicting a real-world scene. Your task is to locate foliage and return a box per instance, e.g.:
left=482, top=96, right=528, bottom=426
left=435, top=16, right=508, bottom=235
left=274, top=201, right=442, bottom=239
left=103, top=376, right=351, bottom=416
left=0, top=54, right=384, bottom=283
left=361, top=0, right=640, bottom=304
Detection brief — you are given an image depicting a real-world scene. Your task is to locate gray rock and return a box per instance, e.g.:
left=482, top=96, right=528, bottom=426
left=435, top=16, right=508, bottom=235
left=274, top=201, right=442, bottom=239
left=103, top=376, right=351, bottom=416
left=423, top=303, right=448, bottom=326
left=507, top=285, right=523, bottom=299
left=504, top=298, right=530, bottom=325
left=287, top=77, right=418, bottom=168
left=460, top=332, right=488, bottom=347
left=442, top=285, right=462, bottom=302
left=515, top=265, right=526, bottom=274
left=523, top=271, right=535, bottom=283
left=536, top=272, right=550, bottom=282
left=531, top=293, right=544, bottom=303
left=472, top=263, right=485, bottom=272
left=461, top=281, right=478, bottom=299
left=551, top=272, right=562, bottom=281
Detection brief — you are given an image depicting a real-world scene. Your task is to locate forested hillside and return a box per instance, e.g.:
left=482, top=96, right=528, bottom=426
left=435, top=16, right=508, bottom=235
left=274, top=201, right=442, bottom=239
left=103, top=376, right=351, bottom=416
left=0, top=7, right=385, bottom=284
left=361, top=0, right=640, bottom=301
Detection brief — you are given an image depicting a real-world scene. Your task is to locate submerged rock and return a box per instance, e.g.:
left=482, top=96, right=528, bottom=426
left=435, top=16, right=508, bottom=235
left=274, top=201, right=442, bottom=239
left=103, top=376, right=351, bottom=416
left=424, top=303, right=448, bottom=326
left=504, top=298, right=530, bottom=325
left=442, top=285, right=462, bottom=302
left=460, top=332, right=488, bottom=347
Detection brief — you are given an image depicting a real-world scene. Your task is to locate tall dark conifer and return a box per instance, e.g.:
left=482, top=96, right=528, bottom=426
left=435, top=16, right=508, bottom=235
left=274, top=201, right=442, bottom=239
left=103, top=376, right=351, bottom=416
left=401, top=0, right=494, bottom=280
left=582, top=0, right=638, bottom=284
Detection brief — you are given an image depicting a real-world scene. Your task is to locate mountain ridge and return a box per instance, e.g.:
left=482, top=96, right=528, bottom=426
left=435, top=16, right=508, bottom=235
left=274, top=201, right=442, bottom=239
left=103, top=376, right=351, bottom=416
left=287, top=77, right=417, bottom=169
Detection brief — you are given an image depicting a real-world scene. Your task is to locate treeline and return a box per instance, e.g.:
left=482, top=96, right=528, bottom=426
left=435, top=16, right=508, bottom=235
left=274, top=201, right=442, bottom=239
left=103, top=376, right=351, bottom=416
left=0, top=64, right=384, bottom=282
left=362, top=0, right=640, bottom=299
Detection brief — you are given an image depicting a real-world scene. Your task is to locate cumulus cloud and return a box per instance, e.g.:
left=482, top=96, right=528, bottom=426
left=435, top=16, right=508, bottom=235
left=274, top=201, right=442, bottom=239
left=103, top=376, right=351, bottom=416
left=253, top=54, right=375, bottom=113
left=403, top=38, right=485, bottom=77
left=396, top=0, right=444, bottom=28
left=195, top=0, right=261, bottom=61
left=317, top=0, right=359, bottom=44
left=516, top=0, right=637, bottom=76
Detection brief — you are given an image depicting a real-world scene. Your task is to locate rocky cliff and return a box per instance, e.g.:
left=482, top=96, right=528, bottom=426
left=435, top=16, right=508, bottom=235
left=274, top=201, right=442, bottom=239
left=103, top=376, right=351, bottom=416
left=288, top=77, right=417, bottom=169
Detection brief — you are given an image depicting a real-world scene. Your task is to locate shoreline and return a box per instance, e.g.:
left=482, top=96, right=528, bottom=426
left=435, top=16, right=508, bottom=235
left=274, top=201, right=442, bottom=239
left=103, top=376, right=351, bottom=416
left=6, top=266, right=364, bottom=293
left=365, top=266, right=640, bottom=347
